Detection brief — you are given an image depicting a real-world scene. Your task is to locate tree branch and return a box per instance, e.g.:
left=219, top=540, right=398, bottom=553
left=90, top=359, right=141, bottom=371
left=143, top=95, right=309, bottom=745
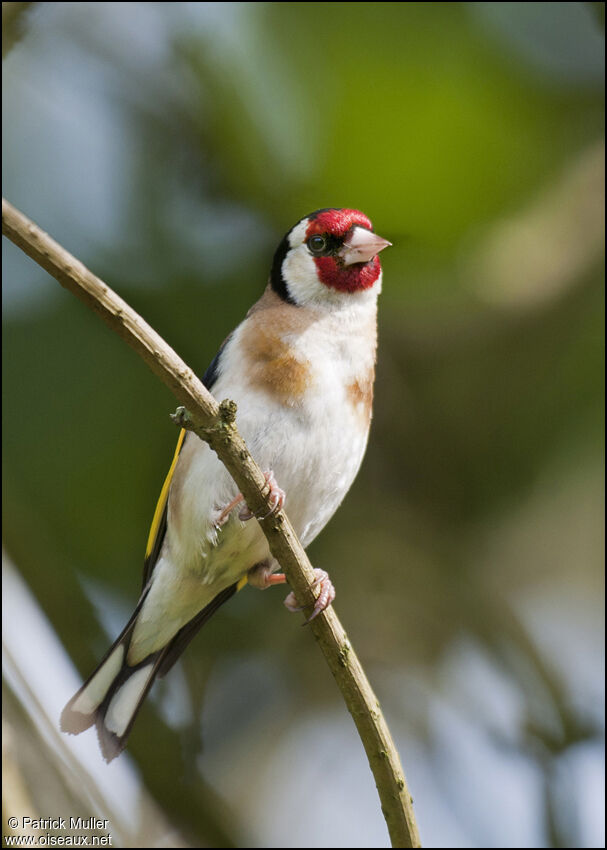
left=2, top=197, right=421, bottom=849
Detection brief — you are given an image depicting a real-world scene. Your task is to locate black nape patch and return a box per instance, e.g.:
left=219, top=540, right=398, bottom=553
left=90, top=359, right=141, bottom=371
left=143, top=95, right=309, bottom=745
left=270, top=233, right=298, bottom=305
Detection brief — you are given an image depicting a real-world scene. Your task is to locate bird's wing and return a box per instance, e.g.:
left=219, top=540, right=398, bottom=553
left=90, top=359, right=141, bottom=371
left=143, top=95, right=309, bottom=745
left=142, top=426, right=187, bottom=589
left=141, top=337, right=233, bottom=589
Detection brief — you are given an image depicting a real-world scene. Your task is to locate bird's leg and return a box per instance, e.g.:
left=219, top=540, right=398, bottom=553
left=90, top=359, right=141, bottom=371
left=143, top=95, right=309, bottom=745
left=238, top=470, right=285, bottom=521
left=213, top=470, right=285, bottom=529
left=247, top=560, right=286, bottom=589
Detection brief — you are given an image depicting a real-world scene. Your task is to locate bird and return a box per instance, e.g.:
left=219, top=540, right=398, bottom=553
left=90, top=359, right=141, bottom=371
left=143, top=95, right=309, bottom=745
left=60, top=207, right=391, bottom=761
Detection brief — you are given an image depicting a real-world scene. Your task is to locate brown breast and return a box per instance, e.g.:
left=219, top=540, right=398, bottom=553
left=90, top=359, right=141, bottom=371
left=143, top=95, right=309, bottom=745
left=239, top=287, right=316, bottom=406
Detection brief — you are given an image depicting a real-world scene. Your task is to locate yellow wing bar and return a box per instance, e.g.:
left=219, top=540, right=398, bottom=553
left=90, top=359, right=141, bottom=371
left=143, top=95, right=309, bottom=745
left=145, top=427, right=186, bottom=561
left=144, top=426, right=249, bottom=592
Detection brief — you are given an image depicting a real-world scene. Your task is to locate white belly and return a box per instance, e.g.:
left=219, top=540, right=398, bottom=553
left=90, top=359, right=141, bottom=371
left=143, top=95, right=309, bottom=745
left=240, top=390, right=370, bottom=546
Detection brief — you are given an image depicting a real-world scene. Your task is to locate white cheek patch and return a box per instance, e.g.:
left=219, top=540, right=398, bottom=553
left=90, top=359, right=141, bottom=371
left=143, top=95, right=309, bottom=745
left=284, top=219, right=328, bottom=305
left=282, top=244, right=328, bottom=305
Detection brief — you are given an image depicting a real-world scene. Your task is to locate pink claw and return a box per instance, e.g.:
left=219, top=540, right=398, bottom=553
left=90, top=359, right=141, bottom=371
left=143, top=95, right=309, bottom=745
left=214, top=493, right=245, bottom=528
left=283, top=568, right=335, bottom=622
left=283, top=592, right=304, bottom=613
left=214, top=471, right=285, bottom=529
left=239, top=470, right=285, bottom=521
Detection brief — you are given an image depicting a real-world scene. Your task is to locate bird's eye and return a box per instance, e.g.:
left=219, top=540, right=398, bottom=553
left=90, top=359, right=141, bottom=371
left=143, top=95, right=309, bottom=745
left=308, top=235, right=327, bottom=254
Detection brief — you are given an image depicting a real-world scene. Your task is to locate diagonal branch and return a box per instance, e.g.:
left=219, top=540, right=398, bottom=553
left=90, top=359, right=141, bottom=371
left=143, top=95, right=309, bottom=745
left=2, top=197, right=421, bottom=849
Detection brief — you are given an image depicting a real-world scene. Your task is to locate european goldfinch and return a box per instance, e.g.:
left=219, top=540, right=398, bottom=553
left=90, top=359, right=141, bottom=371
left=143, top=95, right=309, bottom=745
left=61, top=208, right=390, bottom=761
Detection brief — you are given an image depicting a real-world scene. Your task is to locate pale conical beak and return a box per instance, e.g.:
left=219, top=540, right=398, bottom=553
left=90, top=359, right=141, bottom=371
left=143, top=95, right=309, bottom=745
left=340, top=227, right=392, bottom=266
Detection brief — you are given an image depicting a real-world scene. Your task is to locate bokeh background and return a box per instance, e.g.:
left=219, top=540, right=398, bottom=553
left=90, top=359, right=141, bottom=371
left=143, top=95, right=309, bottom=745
left=2, top=3, right=604, bottom=847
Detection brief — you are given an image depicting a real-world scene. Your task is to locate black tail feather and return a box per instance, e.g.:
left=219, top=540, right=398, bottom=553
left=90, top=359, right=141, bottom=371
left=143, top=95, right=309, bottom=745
left=61, top=581, right=239, bottom=760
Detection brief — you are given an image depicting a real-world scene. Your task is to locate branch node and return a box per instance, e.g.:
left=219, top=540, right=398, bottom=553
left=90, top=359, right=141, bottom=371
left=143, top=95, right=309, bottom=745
left=339, top=641, right=351, bottom=666
left=170, top=406, right=189, bottom=427
left=219, top=398, right=237, bottom=425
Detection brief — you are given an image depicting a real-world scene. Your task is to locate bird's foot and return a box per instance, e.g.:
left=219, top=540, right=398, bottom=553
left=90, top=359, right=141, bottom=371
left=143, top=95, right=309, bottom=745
left=213, top=493, right=245, bottom=528
left=213, top=470, right=285, bottom=529
left=238, top=470, right=285, bottom=521
left=284, top=568, right=335, bottom=623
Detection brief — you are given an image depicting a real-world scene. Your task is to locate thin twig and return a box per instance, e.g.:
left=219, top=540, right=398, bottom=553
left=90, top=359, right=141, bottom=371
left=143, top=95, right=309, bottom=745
left=2, top=197, right=421, bottom=849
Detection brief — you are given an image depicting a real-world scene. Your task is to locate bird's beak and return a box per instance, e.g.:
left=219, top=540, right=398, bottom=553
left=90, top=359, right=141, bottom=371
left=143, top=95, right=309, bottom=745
left=340, top=227, right=392, bottom=266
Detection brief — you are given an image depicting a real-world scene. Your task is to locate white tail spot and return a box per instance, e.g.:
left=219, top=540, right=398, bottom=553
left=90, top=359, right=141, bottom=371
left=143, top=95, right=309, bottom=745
left=105, top=665, right=154, bottom=737
left=71, top=645, right=124, bottom=715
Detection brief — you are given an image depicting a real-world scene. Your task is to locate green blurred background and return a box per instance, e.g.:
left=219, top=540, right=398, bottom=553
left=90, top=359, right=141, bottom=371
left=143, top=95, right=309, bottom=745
left=2, top=3, right=604, bottom=847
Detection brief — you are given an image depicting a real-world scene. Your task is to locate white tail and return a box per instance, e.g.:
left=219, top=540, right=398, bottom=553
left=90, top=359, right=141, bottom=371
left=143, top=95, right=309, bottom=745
left=61, top=632, right=164, bottom=761
left=61, top=582, right=239, bottom=760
